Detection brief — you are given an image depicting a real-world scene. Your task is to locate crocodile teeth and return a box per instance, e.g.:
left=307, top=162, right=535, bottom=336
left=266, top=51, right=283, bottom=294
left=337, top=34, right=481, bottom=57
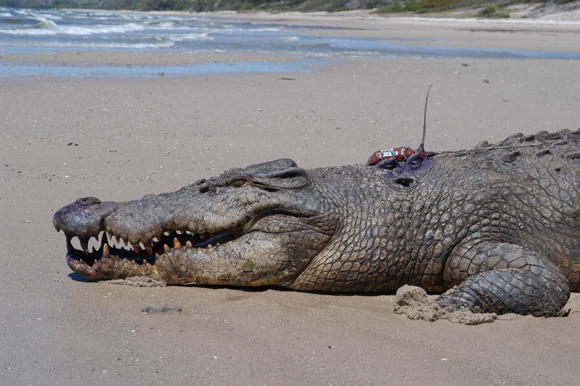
left=145, top=245, right=154, bottom=256
left=174, top=238, right=181, bottom=249
left=103, top=243, right=110, bottom=258
left=164, top=244, right=170, bottom=253
left=66, top=235, right=74, bottom=253
left=133, top=243, right=141, bottom=255
left=186, top=240, right=193, bottom=248
left=155, top=253, right=162, bottom=259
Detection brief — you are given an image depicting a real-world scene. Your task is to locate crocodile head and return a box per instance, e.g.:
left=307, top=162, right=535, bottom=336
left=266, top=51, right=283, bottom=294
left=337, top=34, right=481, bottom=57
left=53, top=159, right=336, bottom=286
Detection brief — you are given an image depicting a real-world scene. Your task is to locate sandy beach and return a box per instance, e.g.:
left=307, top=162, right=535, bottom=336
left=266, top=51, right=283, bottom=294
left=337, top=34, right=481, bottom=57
left=2, top=12, right=580, bottom=385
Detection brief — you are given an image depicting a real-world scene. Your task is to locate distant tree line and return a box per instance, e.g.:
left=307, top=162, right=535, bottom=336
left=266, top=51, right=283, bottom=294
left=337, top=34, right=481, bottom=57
left=0, top=0, right=197, bottom=10
left=0, top=0, right=141, bottom=10
left=0, top=0, right=507, bottom=13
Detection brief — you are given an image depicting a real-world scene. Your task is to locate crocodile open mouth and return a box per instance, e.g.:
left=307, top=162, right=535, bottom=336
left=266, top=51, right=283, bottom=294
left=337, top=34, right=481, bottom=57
left=66, top=229, right=242, bottom=269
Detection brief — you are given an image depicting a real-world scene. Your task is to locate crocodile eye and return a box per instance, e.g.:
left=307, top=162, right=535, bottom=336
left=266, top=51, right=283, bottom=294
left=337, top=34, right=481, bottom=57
left=231, top=179, right=247, bottom=188
left=407, top=153, right=424, bottom=167
left=377, top=158, right=398, bottom=170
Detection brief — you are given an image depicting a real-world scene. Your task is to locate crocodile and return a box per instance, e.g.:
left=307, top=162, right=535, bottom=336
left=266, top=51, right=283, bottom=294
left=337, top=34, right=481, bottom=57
left=53, top=129, right=580, bottom=317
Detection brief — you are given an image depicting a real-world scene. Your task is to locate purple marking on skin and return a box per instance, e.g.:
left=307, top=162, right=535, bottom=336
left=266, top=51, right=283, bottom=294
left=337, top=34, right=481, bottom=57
left=376, top=153, right=430, bottom=179
left=376, top=158, right=401, bottom=179
left=404, top=152, right=431, bottom=172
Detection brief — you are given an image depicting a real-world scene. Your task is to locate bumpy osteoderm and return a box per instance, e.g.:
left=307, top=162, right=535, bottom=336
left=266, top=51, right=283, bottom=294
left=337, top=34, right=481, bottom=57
left=54, top=131, right=580, bottom=317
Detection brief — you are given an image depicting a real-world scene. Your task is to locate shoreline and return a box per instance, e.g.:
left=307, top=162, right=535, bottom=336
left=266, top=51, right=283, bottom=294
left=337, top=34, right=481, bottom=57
left=3, top=8, right=580, bottom=68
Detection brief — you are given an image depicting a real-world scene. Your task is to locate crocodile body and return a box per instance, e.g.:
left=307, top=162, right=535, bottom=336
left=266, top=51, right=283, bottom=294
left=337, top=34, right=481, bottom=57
left=54, top=129, right=580, bottom=316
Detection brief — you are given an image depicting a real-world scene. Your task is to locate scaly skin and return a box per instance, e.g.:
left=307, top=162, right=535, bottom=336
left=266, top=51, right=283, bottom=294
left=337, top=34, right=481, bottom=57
left=54, top=130, right=580, bottom=316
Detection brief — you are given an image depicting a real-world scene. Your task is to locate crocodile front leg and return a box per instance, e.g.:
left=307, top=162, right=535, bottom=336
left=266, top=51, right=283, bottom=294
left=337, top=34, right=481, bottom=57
left=437, top=242, right=570, bottom=316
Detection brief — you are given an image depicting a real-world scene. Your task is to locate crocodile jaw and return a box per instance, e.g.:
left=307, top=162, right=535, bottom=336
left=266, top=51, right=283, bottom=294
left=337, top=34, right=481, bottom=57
left=54, top=196, right=332, bottom=285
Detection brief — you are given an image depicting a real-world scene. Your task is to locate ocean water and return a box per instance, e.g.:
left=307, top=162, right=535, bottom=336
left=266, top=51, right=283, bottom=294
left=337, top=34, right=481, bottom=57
left=1, top=7, right=580, bottom=78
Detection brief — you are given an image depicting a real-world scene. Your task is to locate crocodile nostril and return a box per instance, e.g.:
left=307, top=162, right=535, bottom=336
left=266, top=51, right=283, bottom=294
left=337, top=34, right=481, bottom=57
left=394, top=177, right=415, bottom=187
left=75, top=197, right=101, bottom=206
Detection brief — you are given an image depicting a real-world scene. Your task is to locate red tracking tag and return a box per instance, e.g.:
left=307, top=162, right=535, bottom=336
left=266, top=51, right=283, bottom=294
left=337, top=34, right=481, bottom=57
left=367, top=147, right=427, bottom=165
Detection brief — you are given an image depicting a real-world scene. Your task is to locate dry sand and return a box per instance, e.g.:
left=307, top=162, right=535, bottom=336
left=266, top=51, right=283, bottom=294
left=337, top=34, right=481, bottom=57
left=2, top=13, right=580, bottom=386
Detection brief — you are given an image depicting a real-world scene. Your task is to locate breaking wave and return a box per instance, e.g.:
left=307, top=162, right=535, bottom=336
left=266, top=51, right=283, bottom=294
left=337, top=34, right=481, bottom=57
left=0, top=18, right=144, bottom=36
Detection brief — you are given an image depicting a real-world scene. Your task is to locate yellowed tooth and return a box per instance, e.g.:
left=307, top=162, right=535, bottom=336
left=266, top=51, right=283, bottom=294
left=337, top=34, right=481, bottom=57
left=186, top=241, right=193, bottom=248
left=164, top=244, right=170, bottom=253
left=145, top=245, right=153, bottom=256
left=103, top=244, right=110, bottom=258
left=174, top=238, right=182, bottom=249
left=155, top=253, right=162, bottom=259
left=133, top=244, right=141, bottom=255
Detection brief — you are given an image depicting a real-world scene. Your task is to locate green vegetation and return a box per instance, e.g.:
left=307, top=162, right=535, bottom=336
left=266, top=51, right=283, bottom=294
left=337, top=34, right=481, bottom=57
left=374, top=2, right=405, bottom=12
left=0, top=0, right=142, bottom=10
left=374, top=0, right=531, bottom=15
left=0, top=0, right=569, bottom=19
left=477, top=3, right=510, bottom=17
left=405, top=0, right=466, bottom=12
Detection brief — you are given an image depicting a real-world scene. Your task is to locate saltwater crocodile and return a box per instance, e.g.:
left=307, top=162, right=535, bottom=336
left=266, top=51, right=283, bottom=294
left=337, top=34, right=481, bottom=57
left=53, top=129, right=580, bottom=317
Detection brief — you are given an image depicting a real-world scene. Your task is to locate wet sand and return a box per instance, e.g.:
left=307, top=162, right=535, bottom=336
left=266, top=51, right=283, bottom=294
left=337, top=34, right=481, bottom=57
left=2, top=14, right=580, bottom=385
